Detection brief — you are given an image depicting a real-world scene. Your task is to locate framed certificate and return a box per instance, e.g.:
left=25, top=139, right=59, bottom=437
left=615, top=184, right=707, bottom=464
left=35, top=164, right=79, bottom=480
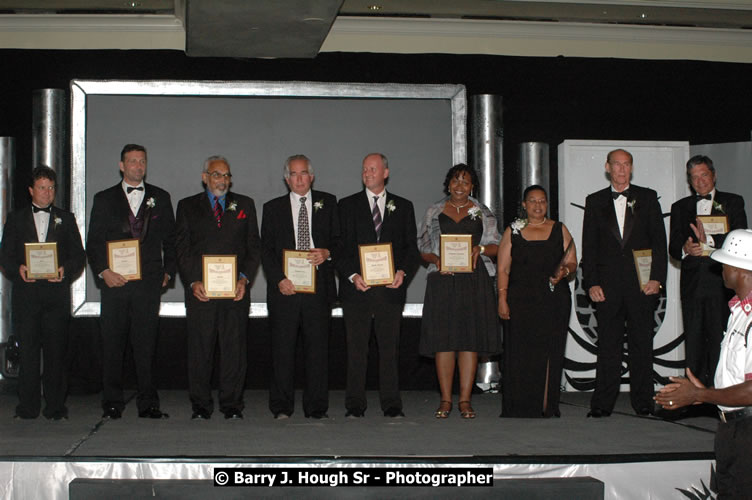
left=697, top=215, right=730, bottom=256
left=283, top=249, right=315, bottom=293
left=203, top=255, right=237, bottom=299
left=107, top=238, right=141, bottom=280
left=440, top=234, right=473, bottom=273
left=632, top=249, right=653, bottom=289
left=359, top=243, right=395, bottom=286
left=24, top=242, right=58, bottom=279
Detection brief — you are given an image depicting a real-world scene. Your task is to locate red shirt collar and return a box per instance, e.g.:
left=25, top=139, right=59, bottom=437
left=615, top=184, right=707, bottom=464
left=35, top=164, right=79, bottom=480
left=729, top=289, right=752, bottom=316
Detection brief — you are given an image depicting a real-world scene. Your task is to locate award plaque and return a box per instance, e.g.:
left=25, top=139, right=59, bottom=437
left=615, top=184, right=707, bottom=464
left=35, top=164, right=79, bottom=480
left=359, top=243, right=395, bottom=286
left=203, top=255, right=237, bottom=299
left=107, top=238, right=141, bottom=280
left=697, top=215, right=730, bottom=256
left=440, top=234, right=473, bottom=273
left=632, top=249, right=653, bottom=289
left=24, top=242, right=58, bottom=279
left=283, top=249, right=315, bottom=293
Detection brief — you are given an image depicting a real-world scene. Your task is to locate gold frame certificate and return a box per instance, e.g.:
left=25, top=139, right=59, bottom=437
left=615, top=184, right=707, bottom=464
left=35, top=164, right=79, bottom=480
left=283, top=250, right=315, bottom=294
left=24, top=242, right=58, bottom=279
left=440, top=234, right=473, bottom=273
left=359, top=243, right=395, bottom=286
left=203, top=255, right=237, bottom=299
left=632, top=249, right=653, bottom=289
left=107, top=238, right=141, bottom=280
left=697, top=215, right=730, bottom=256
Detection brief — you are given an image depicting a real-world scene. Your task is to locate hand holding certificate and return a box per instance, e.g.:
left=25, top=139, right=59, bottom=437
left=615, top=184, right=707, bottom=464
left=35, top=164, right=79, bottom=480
left=107, top=239, right=141, bottom=280
left=24, top=242, right=59, bottom=280
left=283, top=250, right=315, bottom=293
left=203, top=255, right=237, bottom=299
left=440, top=234, right=473, bottom=273
left=359, top=243, right=395, bottom=286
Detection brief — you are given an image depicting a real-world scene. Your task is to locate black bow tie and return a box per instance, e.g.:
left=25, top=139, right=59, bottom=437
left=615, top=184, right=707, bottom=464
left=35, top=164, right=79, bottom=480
left=127, top=186, right=144, bottom=193
left=612, top=190, right=630, bottom=200
left=32, top=205, right=51, bottom=213
left=695, top=193, right=712, bottom=201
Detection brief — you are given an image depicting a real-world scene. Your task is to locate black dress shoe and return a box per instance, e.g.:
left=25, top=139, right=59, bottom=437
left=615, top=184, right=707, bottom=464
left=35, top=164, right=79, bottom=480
left=383, top=407, right=405, bottom=418
left=223, top=408, right=243, bottom=419
left=191, top=408, right=211, bottom=420
left=274, top=412, right=291, bottom=420
left=345, top=409, right=364, bottom=418
left=13, top=414, right=37, bottom=420
left=586, top=408, right=611, bottom=418
left=306, top=411, right=328, bottom=420
left=102, top=407, right=122, bottom=419
left=46, top=413, right=68, bottom=421
left=636, top=407, right=652, bottom=416
left=139, top=407, right=169, bottom=419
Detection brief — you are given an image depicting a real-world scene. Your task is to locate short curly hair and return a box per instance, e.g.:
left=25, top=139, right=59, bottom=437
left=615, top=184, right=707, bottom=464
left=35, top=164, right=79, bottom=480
left=443, top=163, right=479, bottom=197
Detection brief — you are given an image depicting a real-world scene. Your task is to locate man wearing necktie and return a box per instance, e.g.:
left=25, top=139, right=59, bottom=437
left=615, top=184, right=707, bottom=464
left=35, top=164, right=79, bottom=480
left=261, top=154, right=340, bottom=419
left=175, top=155, right=260, bottom=420
left=582, top=149, right=667, bottom=417
left=336, top=153, right=419, bottom=418
left=87, top=144, right=176, bottom=420
left=669, top=155, right=747, bottom=388
left=0, top=166, right=85, bottom=419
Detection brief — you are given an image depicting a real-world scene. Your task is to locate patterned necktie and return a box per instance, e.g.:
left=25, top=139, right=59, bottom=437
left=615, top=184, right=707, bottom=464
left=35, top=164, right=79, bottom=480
left=214, top=199, right=223, bottom=228
left=372, top=195, right=382, bottom=241
left=298, top=196, right=310, bottom=250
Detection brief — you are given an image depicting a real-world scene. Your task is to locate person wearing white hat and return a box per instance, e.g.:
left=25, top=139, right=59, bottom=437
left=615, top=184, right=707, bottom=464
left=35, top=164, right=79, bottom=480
left=656, top=228, right=752, bottom=498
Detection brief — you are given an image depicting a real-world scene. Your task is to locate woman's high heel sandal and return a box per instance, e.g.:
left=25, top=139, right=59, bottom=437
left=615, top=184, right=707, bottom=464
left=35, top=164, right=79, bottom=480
left=434, top=401, right=452, bottom=419
left=458, top=401, right=476, bottom=419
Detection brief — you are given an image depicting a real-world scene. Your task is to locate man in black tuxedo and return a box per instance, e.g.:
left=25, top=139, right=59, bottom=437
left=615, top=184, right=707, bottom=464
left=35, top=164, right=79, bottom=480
left=176, top=155, right=261, bottom=420
left=87, top=144, right=176, bottom=419
left=582, top=148, right=667, bottom=417
left=669, top=155, right=747, bottom=387
left=261, top=154, right=340, bottom=419
left=0, top=166, right=85, bottom=420
left=336, top=152, right=419, bottom=418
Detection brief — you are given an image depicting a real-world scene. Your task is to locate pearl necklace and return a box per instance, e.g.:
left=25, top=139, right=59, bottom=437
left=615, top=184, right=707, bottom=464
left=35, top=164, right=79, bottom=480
left=528, top=217, right=547, bottom=225
left=448, top=199, right=470, bottom=213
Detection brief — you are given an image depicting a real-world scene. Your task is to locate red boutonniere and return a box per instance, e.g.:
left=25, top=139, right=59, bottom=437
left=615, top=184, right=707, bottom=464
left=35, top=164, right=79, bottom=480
left=237, top=209, right=247, bottom=220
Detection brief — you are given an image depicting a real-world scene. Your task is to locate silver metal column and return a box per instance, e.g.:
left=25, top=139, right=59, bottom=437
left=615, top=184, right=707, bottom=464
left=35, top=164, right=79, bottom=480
left=469, top=94, right=503, bottom=221
left=518, top=142, right=550, bottom=201
left=0, top=137, right=15, bottom=380
left=32, top=89, right=68, bottom=209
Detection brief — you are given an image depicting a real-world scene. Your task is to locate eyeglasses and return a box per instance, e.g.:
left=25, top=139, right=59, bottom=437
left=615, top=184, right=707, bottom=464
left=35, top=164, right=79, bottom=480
left=207, top=172, right=232, bottom=179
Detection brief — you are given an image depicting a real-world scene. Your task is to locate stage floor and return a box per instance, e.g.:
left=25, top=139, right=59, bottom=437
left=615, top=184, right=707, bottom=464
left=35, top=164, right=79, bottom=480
left=1, top=389, right=717, bottom=461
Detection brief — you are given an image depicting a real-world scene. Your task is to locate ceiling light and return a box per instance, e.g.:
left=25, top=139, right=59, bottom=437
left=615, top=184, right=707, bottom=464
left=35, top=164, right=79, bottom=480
left=367, top=5, right=382, bottom=11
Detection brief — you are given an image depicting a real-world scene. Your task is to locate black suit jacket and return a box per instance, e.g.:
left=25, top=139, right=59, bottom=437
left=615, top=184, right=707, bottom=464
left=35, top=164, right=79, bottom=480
left=261, top=190, right=340, bottom=304
left=668, top=190, right=747, bottom=297
left=0, top=205, right=85, bottom=291
left=336, top=190, right=419, bottom=305
left=582, top=184, right=668, bottom=294
left=86, top=183, right=176, bottom=283
left=175, top=191, right=261, bottom=292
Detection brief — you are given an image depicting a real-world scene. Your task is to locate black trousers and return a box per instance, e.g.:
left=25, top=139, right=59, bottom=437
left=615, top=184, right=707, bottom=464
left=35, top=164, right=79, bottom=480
left=268, top=293, right=330, bottom=416
left=342, top=301, right=403, bottom=413
left=714, top=416, right=752, bottom=499
left=100, top=279, right=162, bottom=412
left=186, top=295, right=249, bottom=414
left=13, top=284, right=70, bottom=418
left=591, top=292, right=658, bottom=413
left=682, top=294, right=729, bottom=387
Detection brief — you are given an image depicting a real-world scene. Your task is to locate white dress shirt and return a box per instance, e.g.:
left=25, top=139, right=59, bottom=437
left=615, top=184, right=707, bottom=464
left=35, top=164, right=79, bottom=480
left=122, top=181, right=145, bottom=216
left=612, top=185, right=630, bottom=237
left=31, top=205, right=50, bottom=242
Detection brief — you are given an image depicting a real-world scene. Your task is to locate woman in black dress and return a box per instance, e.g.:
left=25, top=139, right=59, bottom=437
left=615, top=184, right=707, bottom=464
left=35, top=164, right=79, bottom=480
left=418, top=164, right=501, bottom=419
left=497, top=185, right=576, bottom=418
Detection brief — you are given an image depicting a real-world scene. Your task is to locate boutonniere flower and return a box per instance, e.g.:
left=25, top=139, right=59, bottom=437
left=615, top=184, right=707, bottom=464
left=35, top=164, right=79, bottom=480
left=468, top=206, right=481, bottom=220
left=146, top=197, right=156, bottom=209
left=54, top=216, right=62, bottom=227
left=511, top=218, right=527, bottom=235
left=227, top=201, right=238, bottom=212
left=386, top=200, right=396, bottom=213
left=314, top=200, right=324, bottom=212
left=713, top=200, right=725, bottom=214
left=627, top=199, right=636, bottom=214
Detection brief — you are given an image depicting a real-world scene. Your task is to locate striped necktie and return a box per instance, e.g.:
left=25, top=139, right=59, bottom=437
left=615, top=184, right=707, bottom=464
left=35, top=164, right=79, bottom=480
left=213, top=199, right=223, bottom=228
left=372, top=195, right=382, bottom=241
left=298, top=196, right=310, bottom=250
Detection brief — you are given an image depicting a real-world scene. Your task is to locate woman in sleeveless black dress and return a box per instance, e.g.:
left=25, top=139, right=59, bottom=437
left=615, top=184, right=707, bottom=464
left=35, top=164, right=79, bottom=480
left=497, top=185, right=577, bottom=418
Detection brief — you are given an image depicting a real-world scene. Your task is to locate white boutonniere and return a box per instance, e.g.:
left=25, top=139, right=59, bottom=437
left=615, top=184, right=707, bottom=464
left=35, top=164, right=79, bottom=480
left=227, top=201, right=238, bottom=212
left=713, top=200, right=725, bottom=214
left=386, top=200, right=396, bottom=213
left=314, top=200, right=324, bottom=212
left=511, top=218, right=527, bottom=235
left=146, top=197, right=156, bottom=209
left=468, top=206, right=481, bottom=220
left=627, top=199, right=636, bottom=214
left=54, top=216, right=62, bottom=227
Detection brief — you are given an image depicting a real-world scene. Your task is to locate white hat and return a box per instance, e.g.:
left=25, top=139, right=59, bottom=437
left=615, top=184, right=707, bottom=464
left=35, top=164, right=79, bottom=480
left=710, top=229, right=752, bottom=271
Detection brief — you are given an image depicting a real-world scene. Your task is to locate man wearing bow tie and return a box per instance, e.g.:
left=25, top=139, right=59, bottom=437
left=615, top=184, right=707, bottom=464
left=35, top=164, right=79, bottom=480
left=669, top=155, right=747, bottom=387
left=87, top=144, right=176, bottom=420
left=0, top=166, right=85, bottom=419
left=582, top=149, right=667, bottom=417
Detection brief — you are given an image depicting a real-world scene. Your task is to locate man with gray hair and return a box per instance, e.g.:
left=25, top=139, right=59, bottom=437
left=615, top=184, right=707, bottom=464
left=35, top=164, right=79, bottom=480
left=261, top=154, right=340, bottom=419
left=175, top=155, right=261, bottom=420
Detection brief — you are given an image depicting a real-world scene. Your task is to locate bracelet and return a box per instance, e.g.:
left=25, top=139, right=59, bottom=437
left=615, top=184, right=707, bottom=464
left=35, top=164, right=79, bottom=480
left=498, top=288, right=507, bottom=292
left=479, top=245, right=486, bottom=255
left=564, top=267, right=570, bottom=277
